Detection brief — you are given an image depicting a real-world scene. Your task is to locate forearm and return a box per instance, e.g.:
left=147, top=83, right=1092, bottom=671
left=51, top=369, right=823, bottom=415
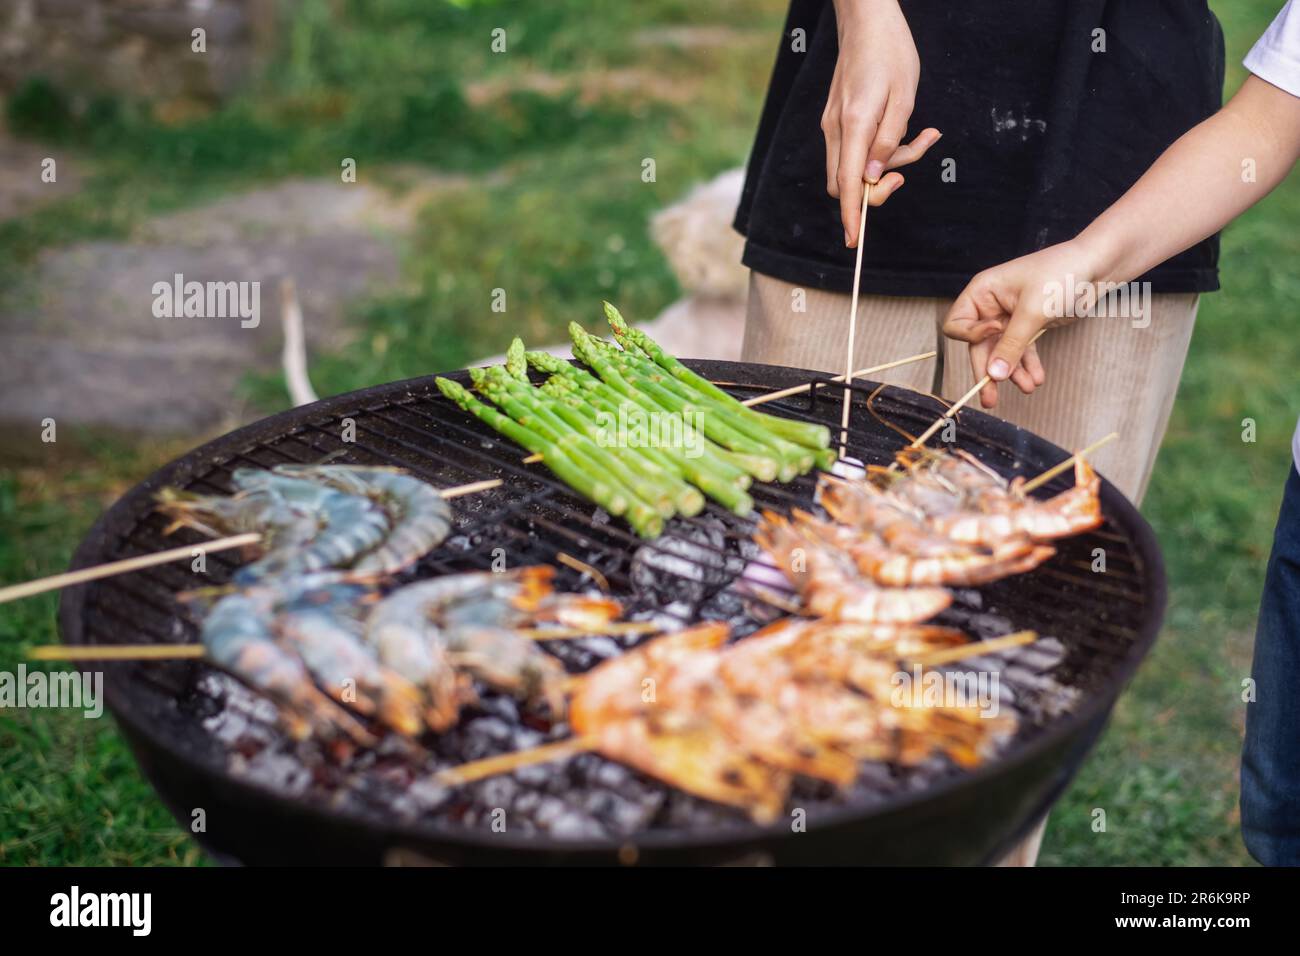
left=1077, top=76, right=1300, bottom=285
left=832, top=0, right=897, bottom=24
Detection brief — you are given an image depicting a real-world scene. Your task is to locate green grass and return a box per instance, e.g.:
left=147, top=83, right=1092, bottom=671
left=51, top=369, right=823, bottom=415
left=0, top=434, right=205, bottom=864
left=1, top=0, right=1296, bottom=865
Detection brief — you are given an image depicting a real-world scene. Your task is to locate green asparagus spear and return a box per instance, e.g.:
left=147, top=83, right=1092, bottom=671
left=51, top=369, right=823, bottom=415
left=541, top=374, right=752, bottom=515
left=570, top=323, right=783, bottom=483
left=603, top=301, right=832, bottom=453
left=504, top=337, right=529, bottom=381
left=471, top=369, right=666, bottom=535
left=434, top=377, right=632, bottom=519
left=589, top=336, right=814, bottom=477
left=538, top=378, right=708, bottom=516
left=479, top=366, right=681, bottom=520
left=527, top=349, right=755, bottom=490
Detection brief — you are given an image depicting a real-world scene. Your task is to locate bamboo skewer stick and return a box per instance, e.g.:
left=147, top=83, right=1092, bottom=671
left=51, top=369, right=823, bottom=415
left=908, top=630, right=1037, bottom=667
left=890, top=329, right=1048, bottom=469
left=741, top=350, right=937, bottom=407
left=433, top=735, right=598, bottom=786
left=1020, top=432, right=1118, bottom=495
left=521, top=622, right=658, bottom=641
left=0, top=478, right=502, bottom=607
left=0, top=533, right=262, bottom=606
left=438, top=478, right=503, bottom=499
left=27, top=622, right=660, bottom=662
left=555, top=552, right=609, bottom=592
left=520, top=350, right=935, bottom=461
left=29, top=644, right=208, bottom=662
left=839, top=181, right=871, bottom=459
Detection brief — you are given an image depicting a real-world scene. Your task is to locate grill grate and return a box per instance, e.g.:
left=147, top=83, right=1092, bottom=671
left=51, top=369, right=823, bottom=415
left=59, top=361, right=1163, bottom=861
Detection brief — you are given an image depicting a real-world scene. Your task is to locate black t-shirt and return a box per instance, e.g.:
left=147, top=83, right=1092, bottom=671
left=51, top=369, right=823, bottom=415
left=735, top=0, right=1225, bottom=296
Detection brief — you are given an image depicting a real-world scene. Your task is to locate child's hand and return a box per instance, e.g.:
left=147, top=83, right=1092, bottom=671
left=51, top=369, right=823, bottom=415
left=942, top=241, right=1103, bottom=409
left=824, top=0, right=941, bottom=244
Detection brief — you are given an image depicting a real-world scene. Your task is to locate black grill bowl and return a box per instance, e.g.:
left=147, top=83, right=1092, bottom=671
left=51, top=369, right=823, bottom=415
left=57, top=360, right=1166, bottom=865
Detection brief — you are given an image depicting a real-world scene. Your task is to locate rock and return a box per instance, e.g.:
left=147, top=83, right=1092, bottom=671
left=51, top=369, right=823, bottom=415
left=0, top=174, right=465, bottom=434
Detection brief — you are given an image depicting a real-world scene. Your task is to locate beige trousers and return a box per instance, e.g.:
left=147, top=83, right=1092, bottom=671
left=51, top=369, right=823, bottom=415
left=743, top=272, right=1200, bottom=865
left=741, top=272, right=1199, bottom=503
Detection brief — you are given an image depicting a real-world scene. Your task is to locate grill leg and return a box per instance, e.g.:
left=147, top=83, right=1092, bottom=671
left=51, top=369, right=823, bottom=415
left=994, top=816, right=1048, bottom=867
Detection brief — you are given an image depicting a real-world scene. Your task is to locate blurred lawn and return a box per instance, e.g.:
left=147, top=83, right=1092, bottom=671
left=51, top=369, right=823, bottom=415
left=1, top=0, right=1296, bottom=865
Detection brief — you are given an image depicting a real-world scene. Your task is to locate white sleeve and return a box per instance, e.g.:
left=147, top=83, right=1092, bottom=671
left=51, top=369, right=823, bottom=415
left=1293, top=417, right=1300, bottom=474
left=1245, top=0, right=1300, bottom=98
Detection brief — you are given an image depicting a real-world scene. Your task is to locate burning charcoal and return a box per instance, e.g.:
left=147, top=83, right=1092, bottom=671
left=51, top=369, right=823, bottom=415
left=513, top=791, right=542, bottom=816
left=606, top=793, right=662, bottom=834
left=574, top=636, right=622, bottom=659
left=534, top=796, right=568, bottom=827
left=696, top=585, right=748, bottom=626
left=477, top=694, right=521, bottom=723
left=905, top=757, right=953, bottom=789
left=630, top=518, right=744, bottom=610
left=854, top=762, right=898, bottom=793
left=479, top=776, right=519, bottom=808
left=548, top=811, right=605, bottom=839
left=513, top=763, right=554, bottom=788
left=967, top=612, right=1015, bottom=639
left=1002, top=666, right=1060, bottom=693
left=471, top=716, right=516, bottom=745
left=1013, top=636, right=1067, bottom=671
left=594, top=761, right=631, bottom=789
left=567, top=752, right=603, bottom=780
left=396, top=779, right=453, bottom=818
left=539, top=639, right=603, bottom=674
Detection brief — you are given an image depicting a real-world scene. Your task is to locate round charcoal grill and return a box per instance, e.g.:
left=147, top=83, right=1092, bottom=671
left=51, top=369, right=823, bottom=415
left=58, top=360, right=1165, bottom=865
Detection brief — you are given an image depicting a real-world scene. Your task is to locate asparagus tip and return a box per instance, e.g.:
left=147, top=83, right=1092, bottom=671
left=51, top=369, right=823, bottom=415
left=603, top=300, right=630, bottom=331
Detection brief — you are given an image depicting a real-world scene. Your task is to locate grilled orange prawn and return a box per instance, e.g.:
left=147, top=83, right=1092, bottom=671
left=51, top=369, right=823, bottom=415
left=812, top=484, right=1055, bottom=586
left=929, top=457, right=1102, bottom=546
left=569, top=624, right=793, bottom=821
left=722, top=618, right=1013, bottom=769
left=754, top=512, right=952, bottom=623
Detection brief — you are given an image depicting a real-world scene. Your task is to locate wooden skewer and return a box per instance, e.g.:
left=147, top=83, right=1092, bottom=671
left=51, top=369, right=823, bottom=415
left=29, top=644, right=207, bottom=661
left=555, top=551, right=609, bottom=591
left=1020, top=432, right=1118, bottom=495
left=438, top=478, right=502, bottom=498
left=0, top=533, right=262, bottom=606
left=520, top=622, right=658, bottom=641
left=839, top=181, right=871, bottom=459
left=890, top=329, right=1048, bottom=468
left=27, top=622, right=656, bottom=662
left=433, top=735, right=598, bottom=786
left=908, top=630, right=1037, bottom=667
left=0, top=477, right=501, bottom=607
left=742, top=350, right=937, bottom=408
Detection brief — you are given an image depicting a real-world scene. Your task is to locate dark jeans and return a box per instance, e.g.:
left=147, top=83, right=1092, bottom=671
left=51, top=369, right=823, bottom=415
left=1241, top=463, right=1300, bottom=866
